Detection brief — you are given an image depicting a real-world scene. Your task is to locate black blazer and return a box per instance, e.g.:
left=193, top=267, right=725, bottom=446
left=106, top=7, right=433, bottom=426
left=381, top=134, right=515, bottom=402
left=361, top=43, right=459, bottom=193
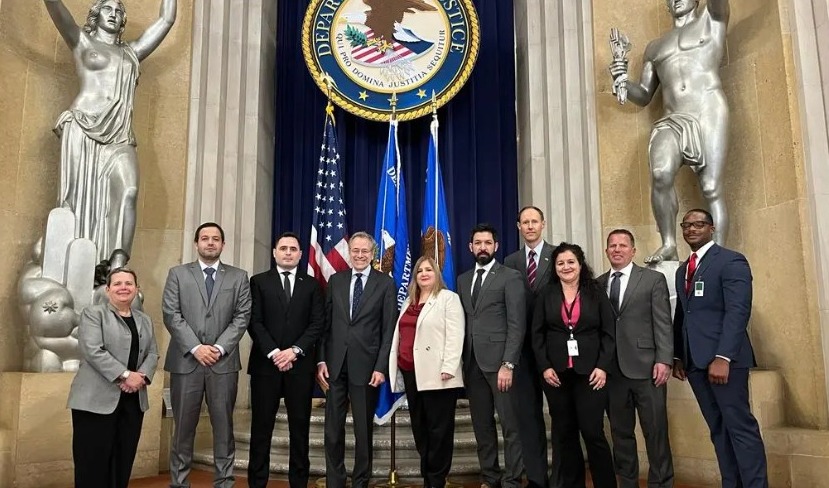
left=531, top=281, right=616, bottom=375
left=247, top=268, right=326, bottom=376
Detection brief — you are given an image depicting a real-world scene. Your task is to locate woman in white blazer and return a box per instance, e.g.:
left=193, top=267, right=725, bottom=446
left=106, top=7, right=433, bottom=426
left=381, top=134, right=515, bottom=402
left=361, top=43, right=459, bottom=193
left=389, top=255, right=464, bottom=488
left=67, top=268, right=158, bottom=488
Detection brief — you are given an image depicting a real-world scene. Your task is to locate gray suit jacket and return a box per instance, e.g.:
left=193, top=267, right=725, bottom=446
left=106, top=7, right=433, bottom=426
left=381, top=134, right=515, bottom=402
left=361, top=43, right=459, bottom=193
left=598, top=264, right=673, bottom=379
left=458, top=261, right=526, bottom=372
left=319, top=268, right=397, bottom=384
left=67, top=303, right=159, bottom=414
left=162, top=261, right=252, bottom=374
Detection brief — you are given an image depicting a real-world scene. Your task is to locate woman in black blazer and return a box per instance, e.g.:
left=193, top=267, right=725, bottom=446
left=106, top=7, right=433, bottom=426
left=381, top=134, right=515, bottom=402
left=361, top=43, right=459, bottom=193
left=532, top=242, right=617, bottom=488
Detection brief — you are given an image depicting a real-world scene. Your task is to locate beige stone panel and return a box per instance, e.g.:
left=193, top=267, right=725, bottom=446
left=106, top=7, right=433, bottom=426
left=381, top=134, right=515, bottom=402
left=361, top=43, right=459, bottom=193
left=132, top=449, right=161, bottom=478
left=671, top=455, right=721, bottom=486
left=726, top=0, right=781, bottom=65
left=14, top=459, right=74, bottom=488
left=0, top=46, right=27, bottom=213
left=596, top=96, right=644, bottom=226
left=0, top=449, right=12, bottom=488
left=137, top=379, right=164, bottom=452
left=0, top=1, right=59, bottom=69
left=15, top=373, right=73, bottom=465
left=765, top=453, right=792, bottom=488
left=790, top=454, right=829, bottom=487
left=0, top=297, right=23, bottom=373
left=665, top=397, right=716, bottom=459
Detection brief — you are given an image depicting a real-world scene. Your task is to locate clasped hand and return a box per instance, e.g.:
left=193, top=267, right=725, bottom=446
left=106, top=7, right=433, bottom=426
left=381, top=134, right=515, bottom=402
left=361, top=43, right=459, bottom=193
left=118, top=372, right=146, bottom=393
left=194, top=344, right=221, bottom=366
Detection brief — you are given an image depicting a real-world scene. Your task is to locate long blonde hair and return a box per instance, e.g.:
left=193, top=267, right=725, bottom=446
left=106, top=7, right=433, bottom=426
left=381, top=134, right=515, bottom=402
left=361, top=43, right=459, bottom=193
left=407, top=256, right=446, bottom=303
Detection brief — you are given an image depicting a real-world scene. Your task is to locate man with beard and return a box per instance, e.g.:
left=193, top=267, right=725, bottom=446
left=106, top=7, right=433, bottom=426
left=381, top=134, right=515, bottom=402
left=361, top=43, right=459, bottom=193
left=458, top=223, right=526, bottom=488
left=162, top=222, right=252, bottom=488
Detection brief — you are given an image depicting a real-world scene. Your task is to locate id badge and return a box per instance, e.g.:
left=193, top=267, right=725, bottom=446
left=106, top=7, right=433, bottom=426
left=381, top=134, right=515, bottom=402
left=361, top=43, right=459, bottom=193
left=694, top=281, right=704, bottom=297
left=567, top=339, right=579, bottom=357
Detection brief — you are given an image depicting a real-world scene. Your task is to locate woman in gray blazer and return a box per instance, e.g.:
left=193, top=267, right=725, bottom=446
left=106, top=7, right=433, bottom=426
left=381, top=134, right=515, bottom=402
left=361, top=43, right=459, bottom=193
left=67, top=267, right=158, bottom=488
left=389, top=256, right=464, bottom=488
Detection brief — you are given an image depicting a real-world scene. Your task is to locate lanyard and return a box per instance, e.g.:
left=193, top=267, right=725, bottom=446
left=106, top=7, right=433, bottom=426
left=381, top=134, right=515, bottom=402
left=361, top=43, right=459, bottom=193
left=562, top=291, right=580, bottom=339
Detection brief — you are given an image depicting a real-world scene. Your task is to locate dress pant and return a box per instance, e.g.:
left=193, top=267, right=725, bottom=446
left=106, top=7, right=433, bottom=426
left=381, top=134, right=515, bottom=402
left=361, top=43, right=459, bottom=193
left=247, top=367, right=315, bottom=488
left=170, top=366, right=238, bottom=488
left=401, top=369, right=459, bottom=488
left=324, top=360, right=380, bottom=488
left=72, top=392, right=144, bottom=488
left=513, top=342, right=551, bottom=488
left=686, top=365, right=768, bottom=488
left=464, top=349, right=524, bottom=488
left=607, top=374, right=673, bottom=488
left=544, top=369, right=616, bottom=488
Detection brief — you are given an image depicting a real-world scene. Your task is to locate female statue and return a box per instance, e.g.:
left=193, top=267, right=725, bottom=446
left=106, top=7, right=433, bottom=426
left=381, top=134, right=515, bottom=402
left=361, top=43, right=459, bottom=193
left=44, top=0, right=176, bottom=262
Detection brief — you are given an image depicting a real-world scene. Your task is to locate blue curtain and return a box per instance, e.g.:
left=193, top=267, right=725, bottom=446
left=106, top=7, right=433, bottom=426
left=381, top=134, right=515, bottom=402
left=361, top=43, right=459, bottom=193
left=273, top=0, right=518, bottom=273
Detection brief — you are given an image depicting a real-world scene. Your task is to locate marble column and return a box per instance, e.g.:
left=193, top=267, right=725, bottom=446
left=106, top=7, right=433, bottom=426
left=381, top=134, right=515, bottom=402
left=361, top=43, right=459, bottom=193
left=787, top=0, right=829, bottom=418
left=184, top=0, right=278, bottom=407
left=514, top=0, right=604, bottom=267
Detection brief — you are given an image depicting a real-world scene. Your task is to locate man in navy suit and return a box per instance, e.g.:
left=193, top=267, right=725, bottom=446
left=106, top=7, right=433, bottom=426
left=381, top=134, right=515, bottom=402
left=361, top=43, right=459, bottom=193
left=672, top=208, right=768, bottom=488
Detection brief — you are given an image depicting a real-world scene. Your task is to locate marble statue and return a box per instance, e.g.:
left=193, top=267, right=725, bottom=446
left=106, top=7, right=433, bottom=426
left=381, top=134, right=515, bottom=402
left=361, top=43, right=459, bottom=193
left=17, top=0, right=175, bottom=372
left=609, top=0, right=730, bottom=264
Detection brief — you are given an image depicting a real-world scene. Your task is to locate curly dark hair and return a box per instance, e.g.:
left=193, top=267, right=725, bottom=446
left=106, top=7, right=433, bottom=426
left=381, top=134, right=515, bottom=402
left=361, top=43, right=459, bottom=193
left=550, top=242, right=602, bottom=296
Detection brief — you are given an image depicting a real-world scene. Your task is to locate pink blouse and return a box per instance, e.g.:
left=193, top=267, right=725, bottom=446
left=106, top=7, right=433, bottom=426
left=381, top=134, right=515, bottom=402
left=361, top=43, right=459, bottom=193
left=560, top=294, right=581, bottom=369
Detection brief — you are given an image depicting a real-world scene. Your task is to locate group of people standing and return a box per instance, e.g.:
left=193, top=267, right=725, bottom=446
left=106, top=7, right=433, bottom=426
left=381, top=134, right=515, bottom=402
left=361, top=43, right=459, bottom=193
left=66, top=206, right=769, bottom=488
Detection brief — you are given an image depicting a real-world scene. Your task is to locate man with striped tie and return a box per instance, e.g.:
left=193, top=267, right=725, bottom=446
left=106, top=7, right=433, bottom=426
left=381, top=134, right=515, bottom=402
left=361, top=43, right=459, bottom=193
left=504, top=206, right=554, bottom=488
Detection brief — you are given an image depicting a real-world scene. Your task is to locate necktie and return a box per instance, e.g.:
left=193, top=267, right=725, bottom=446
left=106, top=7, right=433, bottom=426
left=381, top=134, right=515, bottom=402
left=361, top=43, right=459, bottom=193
left=472, top=269, right=485, bottom=306
left=282, top=271, right=292, bottom=303
left=685, top=252, right=698, bottom=295
left=609, top=271, right=622, bottom=314
left=204, top=267, right=215, bottom=301
left=352, top=273, right=364, bottom=317
left=527, top=249, right=537, bottom=288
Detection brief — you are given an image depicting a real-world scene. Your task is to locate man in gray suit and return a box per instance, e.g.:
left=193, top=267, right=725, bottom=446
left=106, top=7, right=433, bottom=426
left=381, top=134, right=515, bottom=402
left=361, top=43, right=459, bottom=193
left=503, top=206, right=551, bottom=488
left=316, top=231, right=397, bottom=488
left=598, top=229, right=674, bottom=488
left=162, top=222, right=252, bottom=488
left=458, top=223, right=526, bottom=488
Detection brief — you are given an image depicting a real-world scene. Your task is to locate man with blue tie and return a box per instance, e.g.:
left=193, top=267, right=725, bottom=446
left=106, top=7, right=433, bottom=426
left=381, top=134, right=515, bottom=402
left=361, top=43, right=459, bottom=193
left=316, top=231, right=397, bottom=488
left=672, top=209, right=768, bottom=488
left=162, top=222, right=252, bottom=488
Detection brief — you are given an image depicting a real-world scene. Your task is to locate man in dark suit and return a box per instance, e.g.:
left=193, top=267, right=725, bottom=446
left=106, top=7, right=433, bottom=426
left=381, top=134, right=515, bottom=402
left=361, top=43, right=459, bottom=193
left=458, top=223, right=526, bottom=488
left=162, top=222, right=252, bottom=488
left=503, top=206, right=551, bottom=488
left=673, top=209, right=768, bottom=488
left=316, top=231, right=397, bottom=488
left=598, top=229, right=674, bottom=488
left=246, top=232, right=325, bottom=488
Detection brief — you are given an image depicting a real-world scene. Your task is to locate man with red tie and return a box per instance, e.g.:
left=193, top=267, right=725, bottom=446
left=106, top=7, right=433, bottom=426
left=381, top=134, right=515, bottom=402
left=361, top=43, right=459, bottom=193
left=672, top=208, right=768, bottom=488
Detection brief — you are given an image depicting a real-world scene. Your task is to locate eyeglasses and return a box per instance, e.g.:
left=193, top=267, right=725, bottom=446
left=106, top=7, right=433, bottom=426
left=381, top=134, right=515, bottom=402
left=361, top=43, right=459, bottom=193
left=680, top=220, right=712, bottom=230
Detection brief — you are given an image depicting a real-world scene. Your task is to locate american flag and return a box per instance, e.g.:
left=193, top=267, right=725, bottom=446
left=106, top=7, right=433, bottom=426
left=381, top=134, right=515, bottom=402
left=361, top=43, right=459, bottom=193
left=307, top=110, right=351, bottom=286
left=352, top=29, right=418, bottom=65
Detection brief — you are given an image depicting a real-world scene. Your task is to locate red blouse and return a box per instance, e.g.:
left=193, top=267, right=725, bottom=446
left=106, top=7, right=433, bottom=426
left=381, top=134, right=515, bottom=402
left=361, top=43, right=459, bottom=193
left=560, top=294, right=581, bottom=369
left=397, top=302, right=423, bottom=372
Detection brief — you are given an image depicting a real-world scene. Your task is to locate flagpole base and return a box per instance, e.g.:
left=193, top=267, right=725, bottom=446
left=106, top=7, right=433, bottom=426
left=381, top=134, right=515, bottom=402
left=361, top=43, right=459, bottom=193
left=374, top=470, right=404, bottom=488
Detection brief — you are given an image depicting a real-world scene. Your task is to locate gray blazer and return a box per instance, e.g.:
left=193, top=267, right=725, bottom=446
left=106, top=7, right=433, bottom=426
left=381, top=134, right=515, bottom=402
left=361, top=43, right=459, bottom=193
left=67, top=304, right=158, bottom=414
left=598, top=264, right=673, bottom=379
left=458, top=261, right=526, bottom=372
left=162, top=261, right=252, bottom=374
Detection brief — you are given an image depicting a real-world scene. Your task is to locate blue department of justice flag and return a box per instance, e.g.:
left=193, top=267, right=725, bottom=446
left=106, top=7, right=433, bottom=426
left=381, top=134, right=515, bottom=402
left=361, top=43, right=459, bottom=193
left=372, top=119, right=410, bottom=425
left=421, top=115, right=455, bottom=290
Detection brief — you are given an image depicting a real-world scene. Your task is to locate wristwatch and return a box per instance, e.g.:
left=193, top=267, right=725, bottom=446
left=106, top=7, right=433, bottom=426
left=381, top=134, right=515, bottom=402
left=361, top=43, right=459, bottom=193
left=501, top=361, right=515, bottom=371
left=291, top=346, right=302, bottom=356
left=121, top=370, right=130, bottom=380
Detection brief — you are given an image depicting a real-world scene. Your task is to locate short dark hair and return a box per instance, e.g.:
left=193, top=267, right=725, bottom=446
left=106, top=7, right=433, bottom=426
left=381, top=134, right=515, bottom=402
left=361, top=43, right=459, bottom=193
left=106, top=267, right=138, bottom=286
left=607, top=229, right=636, bottom=248
left=274, top=232, right=301, bottom=249
left=194, top=222, right=225, bottom=242
left=517, top=206, right=545, bottom=222
left=683, top=208, right=714, bottom=225
left=469, top=223, right=499, bottom=243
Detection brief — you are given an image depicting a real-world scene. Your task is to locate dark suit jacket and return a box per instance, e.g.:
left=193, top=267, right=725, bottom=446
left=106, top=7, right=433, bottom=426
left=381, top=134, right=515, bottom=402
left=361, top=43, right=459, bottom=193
left=458, top=261, right=526, bottom=372
left=319, top=268, right=397, bottom=385
left=673, top=244, right=756, bottom=370
left=247, top=268, right=325, bottom=376
left=531, top=281, right=616, bottom=375
left=598, top=264, right=673, bottom=379
left=504, top=242, right=554, bottom=333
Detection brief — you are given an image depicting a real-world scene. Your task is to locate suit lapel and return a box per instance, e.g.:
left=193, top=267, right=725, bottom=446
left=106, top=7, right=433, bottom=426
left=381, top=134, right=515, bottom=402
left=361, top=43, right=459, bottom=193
left=619, top=265, right=643, bottom=314
left=208, top=263, right=228, bottom=312
left=352, top=269, right=380, bottom=321
left=188, top=262, right=210, bottom=306
left=416, top=295, right=438, bottom=331
left=534, top=243, right=554, bottom=291
left=271, top=269, right=288, bottom=310
left=475, top=262, right=500, bottom=310
left=692, top=244, right=719, bottom=283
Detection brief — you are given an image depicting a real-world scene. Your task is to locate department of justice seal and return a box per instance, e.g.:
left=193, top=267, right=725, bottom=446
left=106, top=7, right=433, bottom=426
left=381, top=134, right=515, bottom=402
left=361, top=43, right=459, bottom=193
left=303, top=0, right=480, bottom=121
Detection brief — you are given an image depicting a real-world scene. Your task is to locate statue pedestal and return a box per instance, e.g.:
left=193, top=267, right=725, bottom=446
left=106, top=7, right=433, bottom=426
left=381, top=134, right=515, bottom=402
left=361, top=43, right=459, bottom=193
left=0, top=372, right=163, bottom=488
left=646, top=260, right=681, bottom=317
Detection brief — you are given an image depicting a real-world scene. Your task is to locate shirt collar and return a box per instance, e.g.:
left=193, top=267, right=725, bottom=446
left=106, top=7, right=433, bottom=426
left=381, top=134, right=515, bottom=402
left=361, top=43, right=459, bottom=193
left=692, top=240, right=716, bottom=261
left=609, top=261, right=634, bottom=277
left=199, top=260, right=219, bottom=272
left=525, top=241, right=545, bottom=260
left=475, top=259, right=497, bottom=274
left=276, top=265, right=296, bottom=276
left=352, top=267, right=370, bottom=278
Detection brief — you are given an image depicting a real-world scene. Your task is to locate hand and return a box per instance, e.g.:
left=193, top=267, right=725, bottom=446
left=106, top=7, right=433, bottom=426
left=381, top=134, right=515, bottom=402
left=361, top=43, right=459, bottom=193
left=368, top=371, right=385, bottom=387
left=708, top=357, right=730, bottom=385
left=608, top=59, right=628, bottom=79
left=672, top=359, right=687, bottom=381
left=440, top=373, right=454, bottom=381
left=653, top=362, right=672, bottom=387
left=542, top=368, right=560, bottom=387
left=193, top=345, right=220, bottom=366
left=121, top=371, right=145, bottom=392
left=274, top=349, right=297, bottom=371
left=588, top=368, right=607, bottom=390
left=316, top=363, right=329, bottom=391
left=497, top=366, right=513, bottom=392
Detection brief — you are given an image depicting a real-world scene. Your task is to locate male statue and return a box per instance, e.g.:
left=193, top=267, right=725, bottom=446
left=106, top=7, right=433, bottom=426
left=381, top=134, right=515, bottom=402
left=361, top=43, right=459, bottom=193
left=610, top=0, right=730, bottom=264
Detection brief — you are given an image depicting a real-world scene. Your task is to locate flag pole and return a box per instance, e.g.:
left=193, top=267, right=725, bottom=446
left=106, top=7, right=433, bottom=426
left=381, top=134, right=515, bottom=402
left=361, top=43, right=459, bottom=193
left=431, top=91, right=440, bottom=270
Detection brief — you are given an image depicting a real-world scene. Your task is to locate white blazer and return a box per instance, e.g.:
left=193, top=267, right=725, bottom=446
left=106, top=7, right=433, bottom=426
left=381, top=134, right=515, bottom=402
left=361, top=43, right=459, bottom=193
left=389, top=289, right=465, bottom=392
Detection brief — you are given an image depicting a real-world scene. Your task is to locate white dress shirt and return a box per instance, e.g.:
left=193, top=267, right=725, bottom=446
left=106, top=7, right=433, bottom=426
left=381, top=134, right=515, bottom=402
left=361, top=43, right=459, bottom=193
left=470, top=259, right=497, bottom=295
left=606, top=261, right=634, bottom=306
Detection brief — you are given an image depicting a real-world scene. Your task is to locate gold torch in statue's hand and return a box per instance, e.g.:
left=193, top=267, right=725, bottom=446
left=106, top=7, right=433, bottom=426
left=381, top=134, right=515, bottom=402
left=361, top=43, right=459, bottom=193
left=609, top=28, right=632, bottom=104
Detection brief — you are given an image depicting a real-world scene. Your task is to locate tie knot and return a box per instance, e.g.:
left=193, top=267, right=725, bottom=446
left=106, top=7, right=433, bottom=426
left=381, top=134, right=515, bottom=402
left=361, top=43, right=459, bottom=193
left=529, top=249, right=536, bottom=258
left=476, top=269, right=486, bottom=277
left=355, top=272, right=363, bottom=279
left=612, top=271, right=622, bottom=278
left=204, top=267, right=215, bottom=277
left=282, top=271, right=291, bottom=277
left=691, top=252, right=698, bottom=260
